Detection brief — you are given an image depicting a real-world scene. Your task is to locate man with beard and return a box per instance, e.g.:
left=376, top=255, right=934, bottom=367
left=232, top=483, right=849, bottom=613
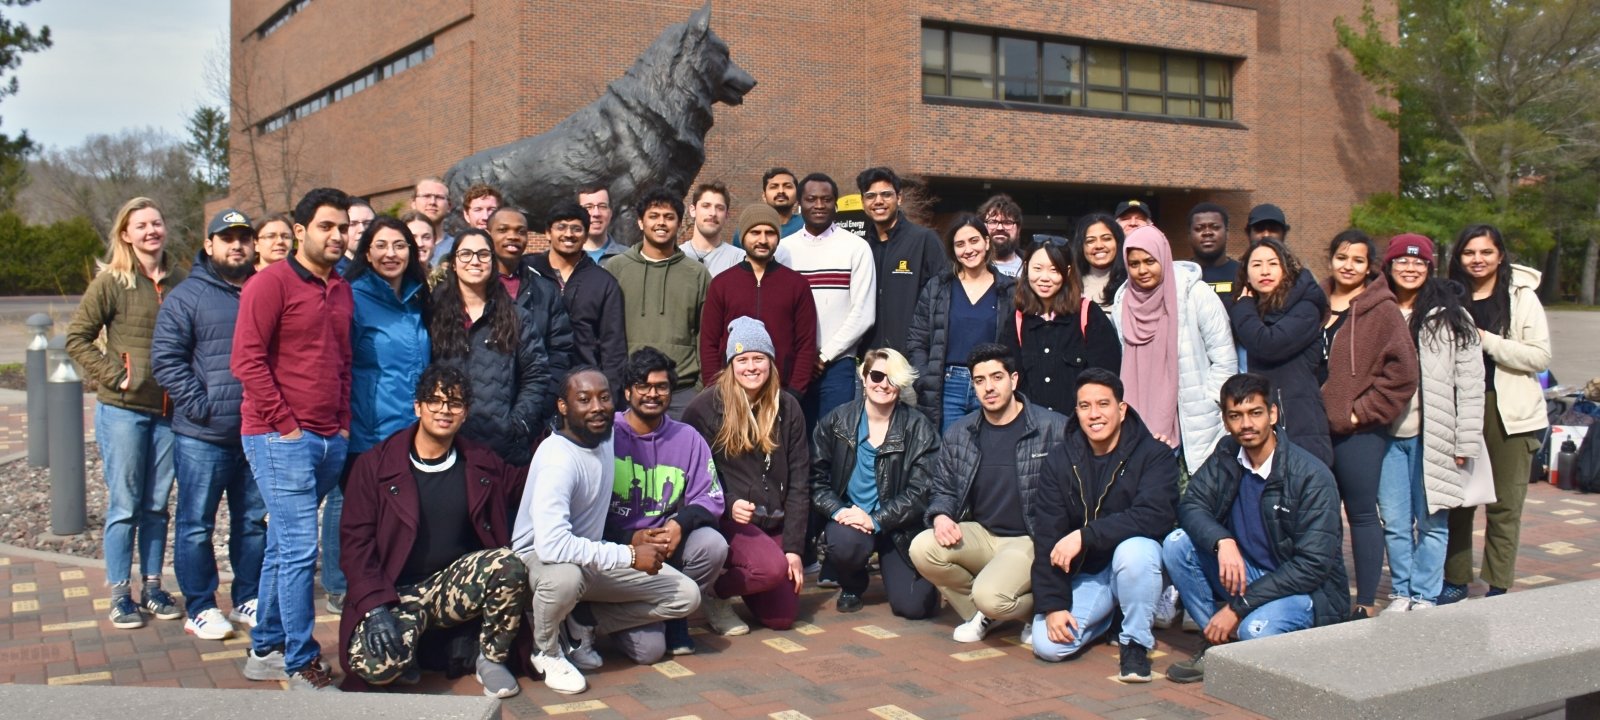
left=679, top=182, right=743, bottom=277
left=604, top=348, right=727, bottom=657
left=151, top=209, right=267, bottom=642
left=528, top=202, right=629, bottom=401
left=1188, top=202, right=1239, bottom=307
left=511, top=368, right=695, bottom=695
left=1115, top=200, right=1154, bottom=235
left=605, top=188, right=709, bottom=419
left=1161, top=373, right=1348, bottom=683
left=978, top=194, right=1024, bottom=277
left=338, top=365, right=530, bottom=697
left=699, top=205, right=818, bottom=392
left=735, top=168, right=806, bottom=246
left=489, top=207, right=576, bottom=409
left=858, top=166, right=945, bottom=356
left=1246, top=204, right=1290, bottom=245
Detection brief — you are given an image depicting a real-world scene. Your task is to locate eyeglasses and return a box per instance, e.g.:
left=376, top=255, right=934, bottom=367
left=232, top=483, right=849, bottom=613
left=985, top=217, right=1018, bottom=228
left=865, top=370, right=891, bottom=385
left=454, top=249, right=494, bottom=264
left=349, top=219, right=372, bottom=228
left=371, top=241, right=410, bottom=253
left=258, top=232, right=293, bottom=242
left=630, top=381, right=672, bottom=396
left=1037, top=236, right=1070, bottom=247
left=862, top=190, right=897, bottom=202
left=421, top=398, right=466, bottom=414
left=580, top=202, right=611, bottom=212
left=1391, top=257, right=1429, bottom=268
left=415, top=193, right=448, bottom=202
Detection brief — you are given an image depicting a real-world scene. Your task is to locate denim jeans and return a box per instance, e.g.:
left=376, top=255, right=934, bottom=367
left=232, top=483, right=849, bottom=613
left=1031, top=537, right=1163, bottom=661
left=173, top=434, right=267, bottom=618
left=242, top=430, right=346, bottom=673
left=320, top=486, right=347, bottom=597
left=802, top=357, right=858, bottom=438
left=96, top=402, right=175, bottom=586
left=1377, top=436, right=1447, bottom=602
left=941, top=365, right=977, bottom=433
left=1162, top=529, right=1313, bottom=640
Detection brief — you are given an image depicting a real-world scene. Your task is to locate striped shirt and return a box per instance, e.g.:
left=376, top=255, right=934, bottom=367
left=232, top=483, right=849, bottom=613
left=776, top=224, right=876, bottom=362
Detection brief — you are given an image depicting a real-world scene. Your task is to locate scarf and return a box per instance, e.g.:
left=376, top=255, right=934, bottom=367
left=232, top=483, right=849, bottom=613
left=1119, top=226, right=1180, bottom=447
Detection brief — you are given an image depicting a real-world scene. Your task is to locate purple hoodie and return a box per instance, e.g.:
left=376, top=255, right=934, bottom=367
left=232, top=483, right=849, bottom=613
left=604, top=411, right=725, bottom=542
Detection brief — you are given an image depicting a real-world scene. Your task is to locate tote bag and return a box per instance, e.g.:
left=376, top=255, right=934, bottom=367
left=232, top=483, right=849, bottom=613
left=1459, top=440, right=1497, bottom=507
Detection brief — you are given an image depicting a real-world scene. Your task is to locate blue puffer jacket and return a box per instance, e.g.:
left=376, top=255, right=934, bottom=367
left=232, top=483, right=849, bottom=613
left=150, top=252, right=249, bottom=445
left=349, top=271, right=431, bottom=454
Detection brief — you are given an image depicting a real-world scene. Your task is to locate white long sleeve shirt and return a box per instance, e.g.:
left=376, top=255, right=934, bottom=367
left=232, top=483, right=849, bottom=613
left=511, top=433, right=632, bottom=569
left=775, top=224, right=876, bottom=362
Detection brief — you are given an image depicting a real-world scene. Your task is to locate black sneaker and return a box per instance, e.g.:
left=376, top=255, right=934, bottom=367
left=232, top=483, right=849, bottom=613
left=1118, top=642, right=1152, bottom=683
left=836, top=592, right=863, bottom=613
left=1436, top=582, right=1468, bottom=605
left=1166, top=644, right=1208, bottom=684
left=1485, top=586, right=1507, bottom=597
left=664, top=619, right=696, bottom=656
left=140, top=587, right=183, bottom=621
left=1349, top=605, right=1371, bottom=621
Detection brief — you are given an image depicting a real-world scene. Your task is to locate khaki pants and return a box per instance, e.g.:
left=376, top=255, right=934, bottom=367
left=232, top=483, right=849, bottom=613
left=909, top=522, right=1033, bottom=621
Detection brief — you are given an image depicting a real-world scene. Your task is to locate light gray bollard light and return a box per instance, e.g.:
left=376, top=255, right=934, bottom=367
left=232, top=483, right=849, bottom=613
left=24, top=313, right=51, bottom=467
left=46, top=335, right=85, bottom=535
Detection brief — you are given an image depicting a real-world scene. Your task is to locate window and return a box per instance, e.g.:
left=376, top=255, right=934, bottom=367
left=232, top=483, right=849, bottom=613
left=255, top=0, right=311, bottom=40
left=922, top=24, right=1235, bottom=121
left=257, top=40, right=436, bottom=133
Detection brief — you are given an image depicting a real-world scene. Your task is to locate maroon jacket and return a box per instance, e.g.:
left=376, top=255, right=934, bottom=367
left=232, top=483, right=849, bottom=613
left=232, top=256, right=353, bottom=436
left=1320, top=276, right=1419, bottom=435
left=699, top=261, right=819, bottom=392
left=337, top=425, right=527, bottom=690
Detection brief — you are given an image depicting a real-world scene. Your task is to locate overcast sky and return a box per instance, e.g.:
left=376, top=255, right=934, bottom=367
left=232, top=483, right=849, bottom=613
left=3, top=0, right=228, bottom=150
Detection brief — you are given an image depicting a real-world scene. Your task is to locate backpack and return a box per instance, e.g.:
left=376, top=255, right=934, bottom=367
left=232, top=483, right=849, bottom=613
left=1016, top=296, right=1090, bottom=344
left=1575, top=425, right=1600, bottom=493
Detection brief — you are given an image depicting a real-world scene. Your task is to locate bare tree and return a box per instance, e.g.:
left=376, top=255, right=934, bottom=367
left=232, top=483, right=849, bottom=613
left=209, top=31, right=312, bottom=216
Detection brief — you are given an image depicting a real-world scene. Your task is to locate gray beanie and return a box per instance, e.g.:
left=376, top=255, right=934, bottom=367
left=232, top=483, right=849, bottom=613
left=725, top=316, right=776, bottom=361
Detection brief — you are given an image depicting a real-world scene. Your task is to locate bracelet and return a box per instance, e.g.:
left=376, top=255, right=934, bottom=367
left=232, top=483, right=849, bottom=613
left=629, top=544, right=637, bottom=567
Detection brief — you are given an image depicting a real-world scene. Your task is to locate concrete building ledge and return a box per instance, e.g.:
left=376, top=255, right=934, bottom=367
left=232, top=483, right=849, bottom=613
left=0, top=683, right=503, bottom=720
left=1206, top=579, right=1600, bottom=719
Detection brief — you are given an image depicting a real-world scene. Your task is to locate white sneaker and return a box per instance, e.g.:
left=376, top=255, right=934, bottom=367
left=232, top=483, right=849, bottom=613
left=1409, top=598, right=1435, bottom=611
left=1182, top=613, right=1201, bottom=632
left=531, top=652, right=587, bottom=694
left=184, top=608, right=235, bottom=640
left=1387, top=594, right=1413, bottom=613
left=228, top=598, right=258, bottom=629
left=1019, top=619, right=1034, bottom=648
left=703, top=595, right=750, bottom=636
left=952, top=612, right=994, bottom=643
left=1153, top=585, right=1182, bottom=629
left=562, top=616, right=603, bottom=670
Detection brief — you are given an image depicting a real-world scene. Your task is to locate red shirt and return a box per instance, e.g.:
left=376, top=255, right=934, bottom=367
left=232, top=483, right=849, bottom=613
left=699, top=261, right=819, bottom=393
left=232, top=256, right=354, bottom=436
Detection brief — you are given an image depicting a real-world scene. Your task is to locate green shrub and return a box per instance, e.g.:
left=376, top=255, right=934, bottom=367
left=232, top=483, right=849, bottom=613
left=0, top=212, right=104, bottom=295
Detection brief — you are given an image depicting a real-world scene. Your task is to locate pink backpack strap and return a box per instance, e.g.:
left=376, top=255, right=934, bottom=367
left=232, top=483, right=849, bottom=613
left=1080, top=297, right=1090, bottom=335
left=1015, top=309, right=1024, bottom=345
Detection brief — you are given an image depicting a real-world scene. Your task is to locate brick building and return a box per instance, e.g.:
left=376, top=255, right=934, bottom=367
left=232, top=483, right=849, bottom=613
left=223, top=0, right=1397, bottom=263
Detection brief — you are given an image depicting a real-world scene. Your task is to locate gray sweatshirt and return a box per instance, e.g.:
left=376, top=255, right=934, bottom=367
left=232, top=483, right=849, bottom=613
left=511, top=433, right=632, bottom=569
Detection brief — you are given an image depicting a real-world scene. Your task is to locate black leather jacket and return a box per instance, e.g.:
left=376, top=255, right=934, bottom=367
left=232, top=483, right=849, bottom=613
left=810, top=399, right=940, bottom=561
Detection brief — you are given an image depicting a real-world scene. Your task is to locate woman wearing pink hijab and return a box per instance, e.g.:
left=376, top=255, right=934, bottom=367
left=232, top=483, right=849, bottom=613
left=1109, top=226, right=1237, bottom=475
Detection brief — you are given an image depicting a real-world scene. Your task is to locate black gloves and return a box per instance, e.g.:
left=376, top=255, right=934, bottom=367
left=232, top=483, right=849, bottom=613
left=361, top=604, right=405, bottom=660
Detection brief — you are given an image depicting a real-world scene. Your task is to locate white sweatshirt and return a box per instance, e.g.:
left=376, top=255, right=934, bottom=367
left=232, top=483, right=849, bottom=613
left=511, top=432, right=632, bottom=569
left=775, top=224, right=876, bottom=362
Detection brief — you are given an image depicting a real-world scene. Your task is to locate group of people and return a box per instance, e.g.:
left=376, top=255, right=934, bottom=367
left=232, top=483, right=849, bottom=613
left=63, top=163, right=1550, bottom=697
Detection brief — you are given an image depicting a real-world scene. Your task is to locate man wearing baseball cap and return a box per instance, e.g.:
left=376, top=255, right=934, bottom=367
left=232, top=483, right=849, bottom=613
left=1246, top=204, right=1290, bottom=244
left=1115, top=200, right=1154, bottom=235
left=151, top=208, right=265, bottom=642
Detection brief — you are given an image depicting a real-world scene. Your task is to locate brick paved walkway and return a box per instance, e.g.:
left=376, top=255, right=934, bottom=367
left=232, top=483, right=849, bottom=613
left=2, top=480, right=1599, bottom=718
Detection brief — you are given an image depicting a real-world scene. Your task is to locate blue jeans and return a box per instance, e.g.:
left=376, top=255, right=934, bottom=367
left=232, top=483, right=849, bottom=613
left=940, top=366, right=978, bottom=433
left=242, top=431, right=346, bottom=673
left=1378, top=436, right=1447, bottom=602
left=320, top=486, right=347, bottom=597
left=802, top=357, right=858, bottom=437
left=96, top=402, right=175, bottom=586
left=1162, top=529, right=1313, bottom=640
left=1031, top=537, right=1163, bottom=660
left=173, top=434, right=266, bottom=618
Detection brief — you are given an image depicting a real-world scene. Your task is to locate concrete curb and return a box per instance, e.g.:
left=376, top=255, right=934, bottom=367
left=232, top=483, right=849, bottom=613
left=0, top=541, right=196, bottom=582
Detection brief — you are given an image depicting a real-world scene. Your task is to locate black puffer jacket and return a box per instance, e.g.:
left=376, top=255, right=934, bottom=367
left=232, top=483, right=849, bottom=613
left=1179, top=434, right=1350, bottom=628
left=511, top=260, right=576, bottom=409
left=906, top=270, right=1017, bottom=427
left=1228, top=269, right=1333, bottom=466
left=526, top=252, right=628, bottom=400
left=1030, top=409, right=1179, bottom=615
left=432, top=297, right=550, bottom=466
left=811, top=399, right=939, bottom=563
left=923, top=397, right=1068, bottom=536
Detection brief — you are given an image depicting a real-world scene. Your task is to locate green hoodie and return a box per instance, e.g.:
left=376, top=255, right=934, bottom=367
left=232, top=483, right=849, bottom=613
left=604, top=245, right=709, bottom=389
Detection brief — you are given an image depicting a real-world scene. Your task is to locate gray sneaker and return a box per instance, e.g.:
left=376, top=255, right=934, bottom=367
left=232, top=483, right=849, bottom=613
left=286, top=656, right=339, bottom=692
left=475, top=653, right=520, bottom=698
left=324, top=593, right=344, bottom=614
left=244, top=648, right=330, bottom=681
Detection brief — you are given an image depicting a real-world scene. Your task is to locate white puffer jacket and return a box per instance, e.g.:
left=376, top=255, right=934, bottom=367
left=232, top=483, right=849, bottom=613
left=1409, top=307, right=1486, bottom=512
left=1111, top=261, right=1237, bottom=472
left=1480, top=264, right=1552, bottom=435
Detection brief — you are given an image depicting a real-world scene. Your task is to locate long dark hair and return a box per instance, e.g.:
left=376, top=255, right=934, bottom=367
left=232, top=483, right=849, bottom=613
left=1071, top=213, right=1127, bottom=305
left=1014, top=239, right=1083, bottom=316
left=429, top=229, right=520, bottom=358
left=1239, top=238, right=1304, bottom=316
left=942, top=214, right=992, bottom=272
left=1327, top=229, right=1375, bottom=286
left=1448, top=223, right=1511, bottom=335
left=346, top=216, right=432, bottom=320
left=1384, top=265, right=1477, bottom=350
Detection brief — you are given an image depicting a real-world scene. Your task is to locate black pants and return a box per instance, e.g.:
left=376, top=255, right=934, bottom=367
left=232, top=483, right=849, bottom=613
left=823, top=522, right=940, bottom=619
left=1333, top=429, right=1386, bottom=606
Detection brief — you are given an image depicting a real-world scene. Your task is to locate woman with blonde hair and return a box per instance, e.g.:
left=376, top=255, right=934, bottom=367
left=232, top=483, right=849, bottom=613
left=66, top=196, right=188, bottom=629
left=810, top=347, right=942, bottom=617
left=683, top=317, right=809, bottom=633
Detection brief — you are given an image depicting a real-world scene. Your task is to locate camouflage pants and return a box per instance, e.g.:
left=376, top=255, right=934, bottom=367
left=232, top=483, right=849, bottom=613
left=347, top=548, right=530, bottom=685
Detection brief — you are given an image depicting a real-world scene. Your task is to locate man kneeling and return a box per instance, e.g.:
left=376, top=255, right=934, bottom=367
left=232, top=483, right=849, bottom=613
left=339, top=365, right=530, bottom=697
left=1162, top=373, right=1348, bottom=683
left=1029, top=369, right=1178, bottom=681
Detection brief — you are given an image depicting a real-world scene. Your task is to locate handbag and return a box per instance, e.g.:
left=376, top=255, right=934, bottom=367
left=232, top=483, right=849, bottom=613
left=1459, top=439, right=1497, bottom=507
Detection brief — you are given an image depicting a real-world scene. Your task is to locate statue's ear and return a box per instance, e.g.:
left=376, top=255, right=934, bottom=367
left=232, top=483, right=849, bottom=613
left=688, top=1, right=711, bottom=35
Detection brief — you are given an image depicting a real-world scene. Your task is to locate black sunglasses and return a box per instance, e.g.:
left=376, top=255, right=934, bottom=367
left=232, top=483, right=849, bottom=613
left=865, top=369, right=890, bottom=385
